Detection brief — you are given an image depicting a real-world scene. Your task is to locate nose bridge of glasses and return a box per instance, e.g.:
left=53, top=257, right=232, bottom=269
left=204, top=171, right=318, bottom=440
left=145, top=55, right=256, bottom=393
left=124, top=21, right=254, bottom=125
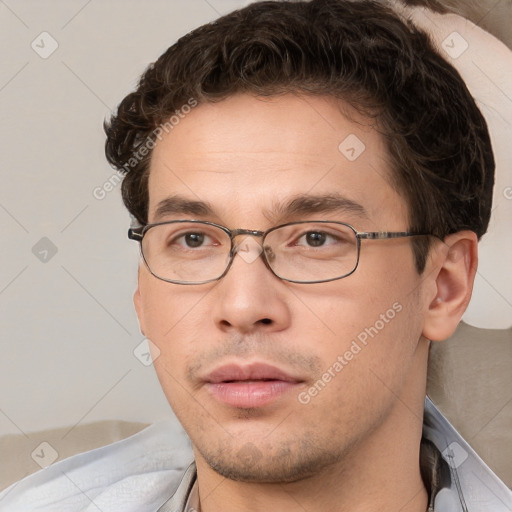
left=228, top=229, right=269, bottom=266
left=230, top=228, right=264, bottom=250
left=230, top=228, right=265, bottom=239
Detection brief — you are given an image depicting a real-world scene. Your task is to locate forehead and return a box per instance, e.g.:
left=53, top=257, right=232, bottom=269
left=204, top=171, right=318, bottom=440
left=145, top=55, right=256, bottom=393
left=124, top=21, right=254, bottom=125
left=147, top=94, right=408, bottom=228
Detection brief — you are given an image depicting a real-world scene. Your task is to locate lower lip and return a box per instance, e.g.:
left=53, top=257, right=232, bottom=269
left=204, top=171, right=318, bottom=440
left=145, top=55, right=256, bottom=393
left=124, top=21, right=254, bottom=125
left=205, top=380, right=299, bottom=408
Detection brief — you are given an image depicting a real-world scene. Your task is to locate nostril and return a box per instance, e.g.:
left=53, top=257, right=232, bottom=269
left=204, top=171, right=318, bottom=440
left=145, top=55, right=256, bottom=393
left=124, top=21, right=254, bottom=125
left=260, top=318, right=272, bottom=325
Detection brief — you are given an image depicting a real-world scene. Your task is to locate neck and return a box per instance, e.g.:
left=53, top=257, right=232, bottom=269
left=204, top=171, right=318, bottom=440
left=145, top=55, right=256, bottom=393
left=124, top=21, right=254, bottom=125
left=194, top=340, right=430, bottom=512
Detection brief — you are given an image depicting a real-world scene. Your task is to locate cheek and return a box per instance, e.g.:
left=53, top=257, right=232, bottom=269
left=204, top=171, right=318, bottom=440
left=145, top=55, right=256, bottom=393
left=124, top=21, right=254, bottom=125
left=296, top=292, right=424, bottom=431
left=138, top=273, right=205, bottom=339
left=302, top=260, right=424, bottom=383
left=289, top=252, right=416, bottom=344
left=144, top=291, right=206, bottom=411
left=137, top=277, right=212, bottom=385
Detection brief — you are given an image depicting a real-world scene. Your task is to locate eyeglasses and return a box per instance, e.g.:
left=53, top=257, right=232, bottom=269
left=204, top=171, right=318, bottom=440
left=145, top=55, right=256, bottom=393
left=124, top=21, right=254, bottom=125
left=128, top=220, right=431, bottom=285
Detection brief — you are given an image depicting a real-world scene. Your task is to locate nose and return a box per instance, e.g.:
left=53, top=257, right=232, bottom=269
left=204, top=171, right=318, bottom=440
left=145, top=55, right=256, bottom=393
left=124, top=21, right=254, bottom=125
left=210, top=236, right=292, bottom=334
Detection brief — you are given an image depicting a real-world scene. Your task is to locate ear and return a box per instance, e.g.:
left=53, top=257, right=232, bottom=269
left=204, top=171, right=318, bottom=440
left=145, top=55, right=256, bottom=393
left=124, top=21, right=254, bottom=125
left=134, top=268, right=146, bottom=336
left=422, top=231, right=478, bottom=342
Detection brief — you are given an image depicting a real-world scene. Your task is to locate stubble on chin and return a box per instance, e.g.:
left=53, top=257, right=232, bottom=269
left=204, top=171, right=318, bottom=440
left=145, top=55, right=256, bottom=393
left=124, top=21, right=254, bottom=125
left=194, top=428, right=351, bottom=484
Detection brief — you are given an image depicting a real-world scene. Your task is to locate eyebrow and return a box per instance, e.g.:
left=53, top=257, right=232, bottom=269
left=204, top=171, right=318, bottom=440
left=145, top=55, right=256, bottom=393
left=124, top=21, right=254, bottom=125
left=153, top=196, right=215, bottom=220
left=269, top=194, right=368, bottom=222
left=152, top=193, right=368, bottom=223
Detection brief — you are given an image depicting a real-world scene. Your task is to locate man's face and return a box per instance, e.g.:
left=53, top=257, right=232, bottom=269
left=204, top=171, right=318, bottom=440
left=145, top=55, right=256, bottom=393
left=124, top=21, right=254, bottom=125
left=135, top=94, right=433, bottom=482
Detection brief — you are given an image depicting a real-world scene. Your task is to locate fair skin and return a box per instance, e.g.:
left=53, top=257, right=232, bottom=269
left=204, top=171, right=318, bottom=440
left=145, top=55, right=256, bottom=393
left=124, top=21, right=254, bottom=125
left=134, top=94, right=477, bottom=512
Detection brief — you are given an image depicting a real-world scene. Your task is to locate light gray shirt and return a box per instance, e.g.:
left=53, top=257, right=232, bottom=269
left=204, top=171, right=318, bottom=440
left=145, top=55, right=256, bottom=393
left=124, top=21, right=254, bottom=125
left=156, top=398, right=512, bottom=512
left=1, top=398, right=510, bottom=511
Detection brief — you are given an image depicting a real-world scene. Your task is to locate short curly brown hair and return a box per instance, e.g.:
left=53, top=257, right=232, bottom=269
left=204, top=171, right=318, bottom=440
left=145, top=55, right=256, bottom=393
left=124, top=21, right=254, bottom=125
left=104, top=0, right=494, bottom=272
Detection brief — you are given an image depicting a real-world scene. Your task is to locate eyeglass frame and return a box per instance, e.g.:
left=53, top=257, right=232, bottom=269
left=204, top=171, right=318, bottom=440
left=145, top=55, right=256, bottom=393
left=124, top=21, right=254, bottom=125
left=128, top=219, right=433, bottom=285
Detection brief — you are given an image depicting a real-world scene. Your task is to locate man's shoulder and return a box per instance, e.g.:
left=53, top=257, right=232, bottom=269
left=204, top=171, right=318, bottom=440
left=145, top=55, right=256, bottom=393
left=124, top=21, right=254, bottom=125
left=424, top=397, right=512, bottom=511
left=0, top=420, right=194, bottom=512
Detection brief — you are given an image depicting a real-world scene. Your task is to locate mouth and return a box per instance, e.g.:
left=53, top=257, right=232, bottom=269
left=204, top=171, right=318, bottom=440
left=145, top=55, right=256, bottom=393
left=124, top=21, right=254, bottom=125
left=203, top=363, right=304, bottom=408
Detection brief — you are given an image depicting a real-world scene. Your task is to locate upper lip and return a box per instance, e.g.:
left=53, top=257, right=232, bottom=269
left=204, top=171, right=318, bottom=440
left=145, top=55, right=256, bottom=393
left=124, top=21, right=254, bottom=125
left=204, top=363, right=302, bottom=384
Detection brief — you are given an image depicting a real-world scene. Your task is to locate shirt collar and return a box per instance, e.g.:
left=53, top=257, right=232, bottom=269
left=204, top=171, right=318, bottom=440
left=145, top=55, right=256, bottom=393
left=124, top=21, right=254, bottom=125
left=157, top=397, right=512, bottom=512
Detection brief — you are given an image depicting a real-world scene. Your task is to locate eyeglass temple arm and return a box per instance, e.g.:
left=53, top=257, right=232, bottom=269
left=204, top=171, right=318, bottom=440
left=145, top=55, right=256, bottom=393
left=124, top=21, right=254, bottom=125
left=358, top=231, right=430, bottom=240
left=128, top=227, right=144, bottom=241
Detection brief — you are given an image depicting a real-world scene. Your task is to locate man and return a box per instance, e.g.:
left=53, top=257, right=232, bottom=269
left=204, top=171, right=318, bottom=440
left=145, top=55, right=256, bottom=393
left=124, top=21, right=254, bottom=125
left=1, top=0, right=511, bottom=511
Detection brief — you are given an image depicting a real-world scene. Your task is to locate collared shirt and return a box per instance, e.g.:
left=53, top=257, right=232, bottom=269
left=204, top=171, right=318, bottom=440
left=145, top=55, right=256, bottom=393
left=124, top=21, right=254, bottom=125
left=1, top=398, right=510, bottom=511
left=156, top=398, right=512, bottom=512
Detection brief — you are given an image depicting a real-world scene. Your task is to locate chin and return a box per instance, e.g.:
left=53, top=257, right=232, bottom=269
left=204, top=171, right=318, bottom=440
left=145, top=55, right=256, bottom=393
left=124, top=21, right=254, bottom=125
left=197, top=436, right=345, bottom=484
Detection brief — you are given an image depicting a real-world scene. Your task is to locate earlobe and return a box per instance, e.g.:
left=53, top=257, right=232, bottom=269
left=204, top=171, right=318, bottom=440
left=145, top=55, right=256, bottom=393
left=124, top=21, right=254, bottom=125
left=134, top=284, right=146, bottom=337
left=422, top=231, right=478, bottom=342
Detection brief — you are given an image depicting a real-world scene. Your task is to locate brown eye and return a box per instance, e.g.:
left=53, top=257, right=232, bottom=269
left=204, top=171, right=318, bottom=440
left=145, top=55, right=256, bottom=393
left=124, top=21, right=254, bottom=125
left=183, top=232, right=205, bottom=248
left=305, top=232, right=327, bottom=247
